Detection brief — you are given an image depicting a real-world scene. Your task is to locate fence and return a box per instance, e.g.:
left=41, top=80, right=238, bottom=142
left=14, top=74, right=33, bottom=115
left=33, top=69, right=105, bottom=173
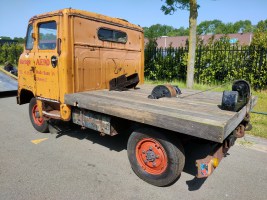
left=145, top=46, right=267, bottom=90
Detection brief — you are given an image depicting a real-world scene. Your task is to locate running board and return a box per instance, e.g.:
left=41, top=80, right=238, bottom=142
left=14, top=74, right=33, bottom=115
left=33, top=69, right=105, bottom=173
left=42, top=110, right=61, bottom=119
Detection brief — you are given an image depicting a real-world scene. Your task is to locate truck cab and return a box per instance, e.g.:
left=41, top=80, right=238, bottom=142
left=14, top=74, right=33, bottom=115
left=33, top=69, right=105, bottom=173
left=17, top=8, right=144, bottom=122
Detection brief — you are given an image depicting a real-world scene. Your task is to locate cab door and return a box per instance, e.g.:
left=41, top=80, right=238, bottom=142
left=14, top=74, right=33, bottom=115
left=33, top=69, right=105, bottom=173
left=35, top=18, right=60, bottom=100
left=18, top=23, right=36, bottom=95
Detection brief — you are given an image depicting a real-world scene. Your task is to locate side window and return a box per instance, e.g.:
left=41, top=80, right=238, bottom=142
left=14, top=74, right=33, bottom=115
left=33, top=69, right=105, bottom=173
left=25, top=24, right=33, bottom=50
left=98, top=28, right=127, bottom=43
left=38, top=21, right=57, bottom=50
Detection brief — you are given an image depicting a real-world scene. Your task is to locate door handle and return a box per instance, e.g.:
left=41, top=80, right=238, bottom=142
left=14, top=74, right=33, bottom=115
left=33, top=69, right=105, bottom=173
left=51, top=56, right=58, bottom=68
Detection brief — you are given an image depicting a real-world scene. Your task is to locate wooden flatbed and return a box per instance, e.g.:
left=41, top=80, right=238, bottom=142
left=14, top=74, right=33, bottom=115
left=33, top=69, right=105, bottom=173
left=64, top=84, right=257, bottom=143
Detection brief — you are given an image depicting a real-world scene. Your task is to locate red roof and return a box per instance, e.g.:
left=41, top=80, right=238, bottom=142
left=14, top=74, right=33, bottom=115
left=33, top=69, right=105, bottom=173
left=145, top=33, right=253, bottom=48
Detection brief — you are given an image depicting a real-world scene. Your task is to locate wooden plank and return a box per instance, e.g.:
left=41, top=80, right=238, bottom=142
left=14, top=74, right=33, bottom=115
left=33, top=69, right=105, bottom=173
left=64, top=84, right=257, bottom=143
left=85, top=90, right=233, bottom=121
left=81, top=92, right=228, bottom=122
left=94, top=88, right=234, bottom=114
left=65, top=92, right=224, bottom=142
left=111, top=85, right=225, bottom=106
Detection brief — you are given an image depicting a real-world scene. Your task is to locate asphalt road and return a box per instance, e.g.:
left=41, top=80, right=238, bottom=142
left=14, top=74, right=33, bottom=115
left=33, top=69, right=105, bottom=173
left=0, top=70, right=17, bottom=92
left=0, top=96, right=267, bottom=200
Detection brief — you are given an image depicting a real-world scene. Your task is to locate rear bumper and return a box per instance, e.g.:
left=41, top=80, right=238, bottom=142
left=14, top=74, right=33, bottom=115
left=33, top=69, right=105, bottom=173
left=195, top=111, right=252, bottom=178
left=195, top=134, right=237, bottom=178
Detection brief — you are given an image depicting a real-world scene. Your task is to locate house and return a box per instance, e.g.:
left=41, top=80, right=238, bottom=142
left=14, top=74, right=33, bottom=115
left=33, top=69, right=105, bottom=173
left=145, top=33, right=253, bottom=48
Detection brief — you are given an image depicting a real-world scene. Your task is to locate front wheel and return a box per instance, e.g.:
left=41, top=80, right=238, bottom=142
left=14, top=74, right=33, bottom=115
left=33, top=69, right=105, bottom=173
left=29, top=98, right=49, bottom=133
left=127, top=128, right=185, bottom=186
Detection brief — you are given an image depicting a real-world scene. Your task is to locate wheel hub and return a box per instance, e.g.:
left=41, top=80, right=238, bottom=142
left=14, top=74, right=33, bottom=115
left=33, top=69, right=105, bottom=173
left=146, top=149, right=156, bottom=162
left=32, top=104, right=44, bottom=126
left=136, top=138, right=167, bottom=175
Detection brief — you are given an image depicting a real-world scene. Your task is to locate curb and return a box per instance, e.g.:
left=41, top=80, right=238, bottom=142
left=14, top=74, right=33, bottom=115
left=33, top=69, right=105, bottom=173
left=0, top=67, right=18, bottom=80
left=237, top=134, right=267, bottom=153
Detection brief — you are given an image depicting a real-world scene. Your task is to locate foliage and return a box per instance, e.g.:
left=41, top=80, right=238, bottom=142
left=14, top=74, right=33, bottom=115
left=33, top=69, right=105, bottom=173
left=250, top=90, right=267, bottom=139
left=251, top=20, right=267, bottom=48
left=145, top=37, right=267, bottom=90
left=169, top=26, right=189, bottom=36
left=0, top=43, right=23, bottom=65
left=195, top=38, right=265, bottom=88
left=14, top=37, right=25, bottom=44
left=143, top=19, right=265, bottom=38
left=233, top=20, right=254, bottom=33
left=197, top=20, right=254, bottom=35
left=144, top=24, right=189, bottom=38
left=0, top=36, right=12, bottom=40
left=161, top=0, right=191, bottom=14
left=143, top=24, right=176, bottom=39
left=145, top=45, right=187, bottom=81
left=0, top=36, right=25, bottom=44
left=197, top=20, right=224, bottom=35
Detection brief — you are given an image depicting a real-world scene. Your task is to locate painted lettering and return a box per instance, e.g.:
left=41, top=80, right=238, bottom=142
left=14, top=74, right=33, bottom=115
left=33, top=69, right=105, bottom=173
left=19, top=59, right=31, bottom=66
left=35, top=70, right=51, bottom=76
left=36, top=59, right=50, bottom=66
left=36, top=77, right=47, bottom=82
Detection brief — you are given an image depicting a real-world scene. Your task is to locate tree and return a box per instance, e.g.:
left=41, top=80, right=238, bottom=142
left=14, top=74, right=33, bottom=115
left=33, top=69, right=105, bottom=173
left=144, top=24, right=189, bottom=37
left=14, top=37, right=25, bottom=44
left=197, top=20, right=224, bottom=35
left=144, top=24, right=175, bottom=39
left=161, top=0, right=198, bottom=88
left=233, top=20, right=254, bottom=33
left=197, top=20, right=254, bottom=35
left=169, top=26, right=189, bottom=36
left=251, top=20, right=267, bottom=48
left=0, top=36, right=12, bottom=40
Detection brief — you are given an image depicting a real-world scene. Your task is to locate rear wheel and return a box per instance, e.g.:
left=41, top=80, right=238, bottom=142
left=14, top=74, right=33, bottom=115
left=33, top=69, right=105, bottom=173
left=127, top=128, right=185, bottom=186
left=29, top=98, right=49, bottom=133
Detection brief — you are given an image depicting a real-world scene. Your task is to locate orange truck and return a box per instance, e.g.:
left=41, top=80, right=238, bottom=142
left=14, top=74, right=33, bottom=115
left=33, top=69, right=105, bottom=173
left=17, top=8, right=257, bottom=186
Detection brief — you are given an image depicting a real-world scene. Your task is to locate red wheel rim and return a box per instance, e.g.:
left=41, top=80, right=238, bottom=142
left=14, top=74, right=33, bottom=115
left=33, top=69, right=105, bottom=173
left=32, top=104, right=44, bottom=126
left=136, top=138, right=168, bottom=175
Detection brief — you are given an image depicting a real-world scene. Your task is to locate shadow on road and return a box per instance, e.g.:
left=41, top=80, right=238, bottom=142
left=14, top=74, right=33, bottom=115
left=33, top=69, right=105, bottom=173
left=50, top=122, right=227, bottom=190
left=183, top=140, right=218, bottom=190
left=0, top=90, right=17, bottom=98
left=51, top=122, right=128, bottom=152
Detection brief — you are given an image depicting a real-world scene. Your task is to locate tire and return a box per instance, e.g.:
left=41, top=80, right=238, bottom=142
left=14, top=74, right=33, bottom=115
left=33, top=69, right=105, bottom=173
left=127, top=128, right=185, bottom=187
left=29, top=98, right=49, bottom=133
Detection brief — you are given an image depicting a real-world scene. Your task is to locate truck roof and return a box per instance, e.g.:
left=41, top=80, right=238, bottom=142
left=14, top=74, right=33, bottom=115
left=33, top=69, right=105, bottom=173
left=29, top=8, right=143, bottom=32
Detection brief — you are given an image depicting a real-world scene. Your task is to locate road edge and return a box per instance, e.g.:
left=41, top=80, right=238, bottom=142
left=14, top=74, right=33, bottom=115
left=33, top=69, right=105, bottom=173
left=237, top=134, right=267, bottom=153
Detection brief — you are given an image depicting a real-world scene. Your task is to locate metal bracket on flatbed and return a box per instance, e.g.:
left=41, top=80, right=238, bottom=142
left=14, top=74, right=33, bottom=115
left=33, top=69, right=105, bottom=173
left=72, top=108, right=118, bottom=136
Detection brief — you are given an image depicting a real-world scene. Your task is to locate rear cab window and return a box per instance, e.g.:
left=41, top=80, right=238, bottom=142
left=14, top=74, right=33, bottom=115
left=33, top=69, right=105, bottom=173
left=98, top=28, right=127, bottom=43
left=38, top=21, right=57, bottom=50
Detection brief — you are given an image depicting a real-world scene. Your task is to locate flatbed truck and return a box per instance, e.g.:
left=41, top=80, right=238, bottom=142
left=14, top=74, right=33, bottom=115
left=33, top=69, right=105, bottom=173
left=17, top=8, right=257, bottom=186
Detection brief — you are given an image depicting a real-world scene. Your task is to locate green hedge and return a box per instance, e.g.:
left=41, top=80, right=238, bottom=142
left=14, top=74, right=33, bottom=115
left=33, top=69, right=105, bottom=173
left=145, top=47, right=188, bottom=81
left=0, top=43, right=23, bottom=65
left=145, top=39, right=267, bottom=90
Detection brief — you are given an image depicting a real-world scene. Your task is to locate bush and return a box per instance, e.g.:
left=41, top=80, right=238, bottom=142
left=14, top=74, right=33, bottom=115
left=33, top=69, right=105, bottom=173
left=0, top=43, right=23, bottom=65
left=145, top=37, right=267, bottom=90
left=145, top=47, right=187, bottom=82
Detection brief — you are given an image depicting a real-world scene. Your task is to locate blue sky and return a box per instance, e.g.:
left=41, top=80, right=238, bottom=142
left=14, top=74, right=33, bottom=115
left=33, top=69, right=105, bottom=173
left=0, top=0, right=266, bottom=38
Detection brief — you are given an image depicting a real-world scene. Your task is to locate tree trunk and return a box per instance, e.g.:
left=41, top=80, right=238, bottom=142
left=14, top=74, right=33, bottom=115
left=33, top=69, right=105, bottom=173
left=186, top=0, right=198, bottom=89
